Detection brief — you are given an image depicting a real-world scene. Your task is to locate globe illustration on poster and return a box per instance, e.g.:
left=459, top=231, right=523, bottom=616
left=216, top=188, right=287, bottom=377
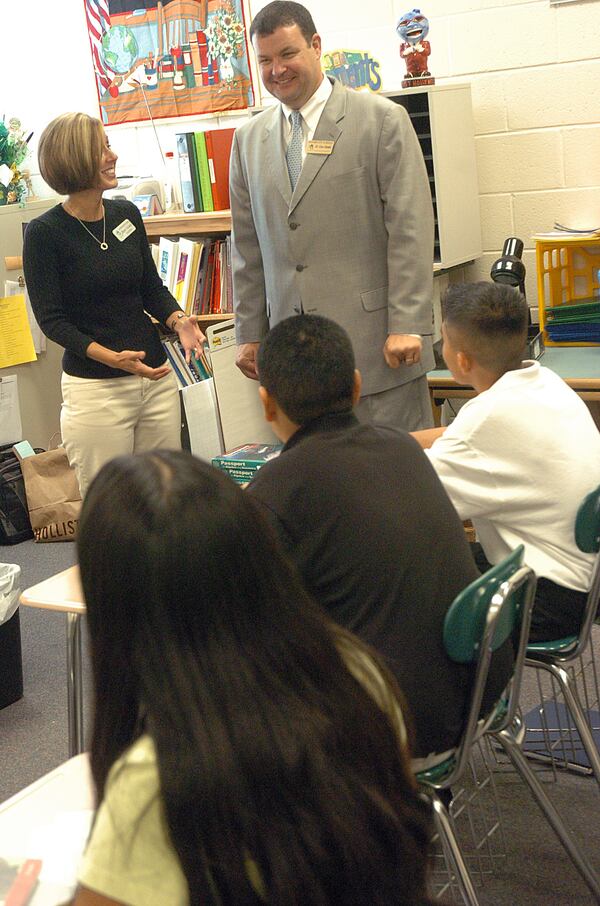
left=101, top=26, right=139, bottom=75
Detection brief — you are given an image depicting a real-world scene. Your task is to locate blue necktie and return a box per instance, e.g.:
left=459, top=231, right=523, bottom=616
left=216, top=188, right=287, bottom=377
left=286, top=110, right=303, bottom=192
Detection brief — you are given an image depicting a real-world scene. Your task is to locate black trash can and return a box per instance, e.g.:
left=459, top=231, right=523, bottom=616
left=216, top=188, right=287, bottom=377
left=0, top=608, right=23, bottom=709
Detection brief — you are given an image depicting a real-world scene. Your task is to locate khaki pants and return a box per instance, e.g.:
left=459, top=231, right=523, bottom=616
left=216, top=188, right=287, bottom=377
left=60, top=371, right=181, bottom=497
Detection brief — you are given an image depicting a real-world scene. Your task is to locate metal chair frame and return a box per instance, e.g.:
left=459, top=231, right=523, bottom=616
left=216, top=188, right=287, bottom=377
left=525, top=484, right=600, bottom=786
left=417, top=545, right=600, bottom=906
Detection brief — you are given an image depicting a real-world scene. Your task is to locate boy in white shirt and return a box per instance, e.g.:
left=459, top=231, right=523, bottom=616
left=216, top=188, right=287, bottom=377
left=413, top=281, right=600, bottom=642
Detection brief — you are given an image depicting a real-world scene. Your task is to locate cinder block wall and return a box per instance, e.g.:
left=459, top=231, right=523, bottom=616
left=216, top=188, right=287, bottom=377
left=13, top=0, right=600, bottom=315
left=415, top=0, right=600, bottom=312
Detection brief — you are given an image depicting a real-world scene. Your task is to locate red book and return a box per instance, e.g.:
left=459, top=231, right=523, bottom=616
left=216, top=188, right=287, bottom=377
left=204, top=128, right=236, bottom=210
left=2, top=859, right=42, bottom=906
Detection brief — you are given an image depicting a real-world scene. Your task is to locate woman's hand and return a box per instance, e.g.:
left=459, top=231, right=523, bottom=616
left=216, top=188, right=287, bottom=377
left=113, top=349, right=171, bottom=380
left=86, top=342, right=171, bottom=380
left=172, top=314, right=206, bottom=363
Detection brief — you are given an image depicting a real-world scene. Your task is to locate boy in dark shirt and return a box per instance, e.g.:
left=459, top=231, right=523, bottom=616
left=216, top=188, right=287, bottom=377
left=248, top=314, right=512, bottom=762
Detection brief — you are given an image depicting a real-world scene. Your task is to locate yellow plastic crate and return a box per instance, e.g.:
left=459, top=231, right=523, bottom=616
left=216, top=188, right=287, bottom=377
left=535, top=236, right=600, bottom=346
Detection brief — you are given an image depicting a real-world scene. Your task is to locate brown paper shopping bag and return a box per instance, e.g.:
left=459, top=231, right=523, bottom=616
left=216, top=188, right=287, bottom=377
left=20, top=448, right=81, bottom=542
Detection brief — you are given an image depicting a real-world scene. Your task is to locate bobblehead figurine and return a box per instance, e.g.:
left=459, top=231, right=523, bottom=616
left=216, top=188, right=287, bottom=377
left=397, top=9, right=435, bottom=88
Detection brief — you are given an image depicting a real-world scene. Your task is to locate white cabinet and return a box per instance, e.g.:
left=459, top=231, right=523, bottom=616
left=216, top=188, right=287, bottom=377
left=383, top=83, right=482, bottom=269
left=0, top=198, right=63, bottom=448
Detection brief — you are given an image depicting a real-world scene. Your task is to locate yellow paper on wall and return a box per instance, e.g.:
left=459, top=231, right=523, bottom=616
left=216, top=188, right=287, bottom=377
left=0, top=294, right=37, bottom=367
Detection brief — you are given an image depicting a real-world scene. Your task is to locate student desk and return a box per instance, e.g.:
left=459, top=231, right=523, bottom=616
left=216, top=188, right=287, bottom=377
left=428, top=347, right=600, bottom=426
left=20, top=567, right=85, bottom=757
left=0, top=753, right=93, bottom=904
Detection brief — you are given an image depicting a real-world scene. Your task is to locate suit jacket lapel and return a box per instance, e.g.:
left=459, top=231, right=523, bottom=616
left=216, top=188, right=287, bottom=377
left=262, top=105, right=293, bottom=205
left=289, top=78, right=347, bottom=214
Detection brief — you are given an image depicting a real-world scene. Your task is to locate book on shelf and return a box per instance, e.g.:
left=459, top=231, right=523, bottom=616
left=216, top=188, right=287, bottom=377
left=162, top=338, right=198, bottom=388
left=193, top=132, right=215, bottom=213
left=162, top=336, right=213, bottom=388
left=157, top=236, right=179, bottom=292
left=162, top=338, right=188, bottom=387
left=205, top=128, right=235, bottom=210
left=173, top=237, right=203, bottom=312
left=191, top=346, right=213, bottom=380
left=184, top=238, right=205, bottom=315
left=173, top=243, right=190, bottom=307
left=151, top=234, right=232, bottom=319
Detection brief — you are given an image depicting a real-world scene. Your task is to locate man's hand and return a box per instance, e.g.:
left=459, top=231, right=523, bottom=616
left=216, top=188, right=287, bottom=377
left=383, top=334, right=422, bottom=369
left=236, top=342, right=260, bottom=380
left=114, top=350, right=171, bottom=381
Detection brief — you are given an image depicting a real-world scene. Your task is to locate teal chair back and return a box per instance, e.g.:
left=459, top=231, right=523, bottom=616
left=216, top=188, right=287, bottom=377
left=575, top=483, right=600, bottom=555
left=436, top=545, right=537, bottom=784
left=572, top=484, right=600, bottom=651
left=528, top=483, right=600, bottom=660
left=445, top=546, right=526, bottom=664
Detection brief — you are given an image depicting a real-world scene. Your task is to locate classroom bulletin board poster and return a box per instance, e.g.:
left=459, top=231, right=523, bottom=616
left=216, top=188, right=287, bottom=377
left=84, top=0, right=255, bottom=125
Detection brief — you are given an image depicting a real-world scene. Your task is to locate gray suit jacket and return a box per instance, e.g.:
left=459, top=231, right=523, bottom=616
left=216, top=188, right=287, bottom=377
left=230, top=77, right=435, bottom=396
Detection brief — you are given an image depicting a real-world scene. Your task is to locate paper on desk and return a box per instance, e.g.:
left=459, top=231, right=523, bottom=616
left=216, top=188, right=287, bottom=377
left=0, top=374, right=22, bottom=446
left=0, top=295, right=37, bottom=367
left=181, top=378, right=223, bottom=461
left=1, top=810, right=94, bottom=906
left=4, top=281, right=46, bottom=354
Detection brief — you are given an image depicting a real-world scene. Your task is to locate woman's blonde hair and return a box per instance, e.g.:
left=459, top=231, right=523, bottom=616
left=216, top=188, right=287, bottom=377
left=37, top=112, right=105, bottom=195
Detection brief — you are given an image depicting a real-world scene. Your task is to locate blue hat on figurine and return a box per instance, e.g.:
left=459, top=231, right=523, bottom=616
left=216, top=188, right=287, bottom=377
left=396, top=9, right=430, bottom=44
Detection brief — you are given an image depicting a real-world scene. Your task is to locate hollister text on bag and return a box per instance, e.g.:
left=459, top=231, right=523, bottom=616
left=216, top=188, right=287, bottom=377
left=20, top=448, right=82, bottom=543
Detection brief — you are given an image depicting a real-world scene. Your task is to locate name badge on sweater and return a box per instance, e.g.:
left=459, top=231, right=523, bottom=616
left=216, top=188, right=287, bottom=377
left=112, top=219, right=136, bottom=241
left=307, top=140, right=334, bottom=155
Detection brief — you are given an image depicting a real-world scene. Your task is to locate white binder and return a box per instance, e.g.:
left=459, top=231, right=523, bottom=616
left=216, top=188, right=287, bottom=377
left=206, top=320, right=278, bottom=452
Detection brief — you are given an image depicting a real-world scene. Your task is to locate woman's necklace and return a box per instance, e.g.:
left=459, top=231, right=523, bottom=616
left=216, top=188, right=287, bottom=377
left=68, top=203, right=108, bottom=250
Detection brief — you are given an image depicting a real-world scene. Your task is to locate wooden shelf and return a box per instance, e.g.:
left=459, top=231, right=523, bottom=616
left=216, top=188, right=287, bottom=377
left=144, top=210, right=231, bottom=237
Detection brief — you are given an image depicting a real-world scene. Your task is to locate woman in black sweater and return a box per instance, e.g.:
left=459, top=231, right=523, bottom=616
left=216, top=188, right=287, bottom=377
left=23, top=112, right=204, bottom=495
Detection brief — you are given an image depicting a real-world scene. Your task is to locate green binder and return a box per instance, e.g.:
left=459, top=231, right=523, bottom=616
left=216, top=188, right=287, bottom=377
left=193, top=132, right=214, bottom=213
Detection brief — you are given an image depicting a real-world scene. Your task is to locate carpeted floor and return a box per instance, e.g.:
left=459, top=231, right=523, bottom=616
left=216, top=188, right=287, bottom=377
left=1, top=539, right=600, bottom=904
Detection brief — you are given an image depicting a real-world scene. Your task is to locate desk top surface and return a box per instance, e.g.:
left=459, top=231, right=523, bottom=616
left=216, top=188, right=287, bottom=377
left=0, top=754, right=93, bottom=904
left=428, top=347, right=600, bottom=387
left=20, top=565, right=85, bottom=614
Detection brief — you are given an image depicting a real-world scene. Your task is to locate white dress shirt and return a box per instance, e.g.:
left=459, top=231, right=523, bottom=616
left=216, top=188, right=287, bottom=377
left=281, top=75, right=332, bottom=163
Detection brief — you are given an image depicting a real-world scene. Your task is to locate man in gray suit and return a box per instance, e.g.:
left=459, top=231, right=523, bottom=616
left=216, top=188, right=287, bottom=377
left=230, top=0, right=435, bottom=430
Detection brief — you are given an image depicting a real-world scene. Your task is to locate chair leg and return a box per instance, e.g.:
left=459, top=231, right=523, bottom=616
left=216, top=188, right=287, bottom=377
left=530, top=659, right=600, bottom=790
left=430, top=791, right=481, bottom=906
left=495, top=728, right=600, bottom=900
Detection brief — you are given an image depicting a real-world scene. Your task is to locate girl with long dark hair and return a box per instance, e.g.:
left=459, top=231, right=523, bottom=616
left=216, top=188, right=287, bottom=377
left=72, top=450, right=433, bottom=905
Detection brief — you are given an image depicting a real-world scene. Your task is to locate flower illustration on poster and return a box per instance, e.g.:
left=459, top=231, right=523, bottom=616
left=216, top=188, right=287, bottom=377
left=206, top=1, right=246, bottom=86
left=83, top=0, right=255, bottom=126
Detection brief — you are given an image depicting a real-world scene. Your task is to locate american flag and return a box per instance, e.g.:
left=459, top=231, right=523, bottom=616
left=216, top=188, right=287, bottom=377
left=84, top=0, right=115, bottom=92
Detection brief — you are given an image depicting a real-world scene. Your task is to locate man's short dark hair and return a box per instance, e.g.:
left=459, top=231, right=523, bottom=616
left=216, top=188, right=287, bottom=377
left=250, top=1, right=317, bottom=44
left=442, top=281, right=528, bottom=374
left=258, top=314, right=355, bottom=425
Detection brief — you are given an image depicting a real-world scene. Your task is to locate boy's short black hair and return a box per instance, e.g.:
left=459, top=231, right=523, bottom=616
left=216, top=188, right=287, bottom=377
left=257, top=314, right=355, bottom=425
left=442, top=281, right=528, bottom=374
left=250, top=1, right=317, bottom=44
